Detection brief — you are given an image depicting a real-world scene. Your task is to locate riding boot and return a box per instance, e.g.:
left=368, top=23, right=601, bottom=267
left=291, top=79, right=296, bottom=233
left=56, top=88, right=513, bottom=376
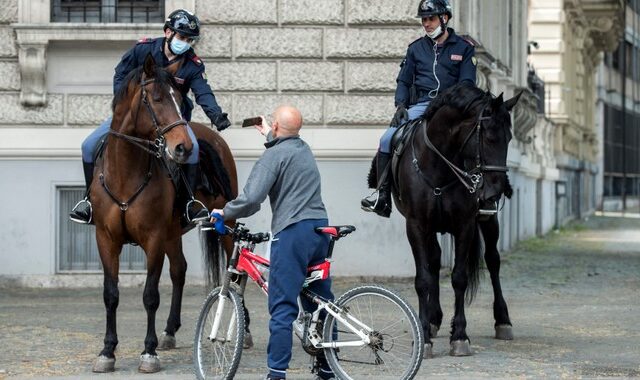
left=69, top=161, right=95, bottom=224
left=182, top=163, right=210, bottom=222
left=361, top=152, right=392, bottom=218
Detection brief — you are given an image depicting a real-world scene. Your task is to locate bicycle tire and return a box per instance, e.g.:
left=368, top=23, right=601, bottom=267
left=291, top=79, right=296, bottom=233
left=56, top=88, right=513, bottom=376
left=322, top=285, right=424, bottom=380
left=193, top=286, right=245, bottom=380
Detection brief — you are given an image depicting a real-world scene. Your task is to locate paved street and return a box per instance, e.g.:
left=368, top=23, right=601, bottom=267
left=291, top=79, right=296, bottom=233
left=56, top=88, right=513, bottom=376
left=1, top=215, right=639, bottom=379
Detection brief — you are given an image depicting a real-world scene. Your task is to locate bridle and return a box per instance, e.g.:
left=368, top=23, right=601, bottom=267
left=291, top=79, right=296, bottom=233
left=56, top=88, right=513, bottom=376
left=412, top=100, right=509, bottom=195
left=100, top=76, right=188, bottom=211
left=108, top=76, right=188, bottom=159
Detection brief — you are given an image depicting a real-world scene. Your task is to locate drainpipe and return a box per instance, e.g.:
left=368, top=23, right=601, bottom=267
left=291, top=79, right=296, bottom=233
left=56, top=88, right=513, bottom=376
left=622, top=2, right=628, bottom=210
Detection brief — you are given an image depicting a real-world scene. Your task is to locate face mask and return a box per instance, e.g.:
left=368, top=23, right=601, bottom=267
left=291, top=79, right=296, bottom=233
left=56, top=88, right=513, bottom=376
left=426, top=25, right=443, bottom=40
left=170, top=37, right=191, bottom=55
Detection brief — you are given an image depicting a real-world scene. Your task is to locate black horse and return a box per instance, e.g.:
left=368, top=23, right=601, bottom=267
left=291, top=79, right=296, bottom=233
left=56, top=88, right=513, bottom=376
left=371, top=83, right=520, bottom=357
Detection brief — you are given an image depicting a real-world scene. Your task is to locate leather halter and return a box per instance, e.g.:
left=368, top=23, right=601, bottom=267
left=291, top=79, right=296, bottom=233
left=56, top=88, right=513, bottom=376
left=100, top=76, right=188, bottom=211
left=413, top=101, right=509, bottom=195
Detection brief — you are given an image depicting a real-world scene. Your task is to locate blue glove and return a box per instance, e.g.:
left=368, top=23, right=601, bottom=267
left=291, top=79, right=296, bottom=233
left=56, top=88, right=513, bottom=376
left=210, top=212, right=227, bottom=234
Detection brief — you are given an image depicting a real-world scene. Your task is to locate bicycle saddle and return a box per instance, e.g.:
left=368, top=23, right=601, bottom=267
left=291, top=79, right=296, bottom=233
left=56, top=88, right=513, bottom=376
left=314, top=225, right=356, bottom=239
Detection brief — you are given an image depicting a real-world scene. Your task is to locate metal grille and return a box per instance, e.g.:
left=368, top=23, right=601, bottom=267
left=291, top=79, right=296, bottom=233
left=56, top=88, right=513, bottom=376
left=58, top=187, right=146, bottom=272
left=51, top=0, right=165, bottom=23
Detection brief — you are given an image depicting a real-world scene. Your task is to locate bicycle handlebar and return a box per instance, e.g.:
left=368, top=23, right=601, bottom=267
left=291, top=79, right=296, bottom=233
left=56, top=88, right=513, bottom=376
left=225, top=224, right=270, bottom=244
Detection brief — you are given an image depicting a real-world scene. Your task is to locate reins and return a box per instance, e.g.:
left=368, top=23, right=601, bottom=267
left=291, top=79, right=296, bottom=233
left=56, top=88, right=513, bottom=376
left=411, top=99, right=509, bottom=196
left=100, top=76, right=188, bottom=212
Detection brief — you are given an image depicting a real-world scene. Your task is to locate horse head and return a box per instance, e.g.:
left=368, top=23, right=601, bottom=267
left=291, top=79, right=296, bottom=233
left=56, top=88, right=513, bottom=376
left=112, top=54, right=193, bottom=164
left=474, top=91, right=520, bottom=204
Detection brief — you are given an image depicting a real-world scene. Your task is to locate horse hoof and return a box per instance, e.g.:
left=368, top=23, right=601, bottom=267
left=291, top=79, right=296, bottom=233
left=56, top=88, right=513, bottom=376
left=424, top=343, right=434, bottom=359
left=495, top=324, right=514, bottom=340
left=449, top=340, right=473, bottom=356
left=158, top=332, right=176, bottom=350
left=92, top=355, right=115, bottom=373
left=243, top=332, right=254, bottom=349
left=429, top=323, right=440, bottom=338
left=138, top=354, right=161, bottom=373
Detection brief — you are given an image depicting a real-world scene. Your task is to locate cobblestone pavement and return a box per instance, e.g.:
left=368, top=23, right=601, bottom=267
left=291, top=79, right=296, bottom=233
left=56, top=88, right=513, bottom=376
left=1, top=215, right=639, bottom=379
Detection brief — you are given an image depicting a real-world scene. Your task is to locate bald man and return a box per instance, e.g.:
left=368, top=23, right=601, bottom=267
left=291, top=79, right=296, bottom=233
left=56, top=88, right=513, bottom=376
left=211, top=106, right=335, bottom=380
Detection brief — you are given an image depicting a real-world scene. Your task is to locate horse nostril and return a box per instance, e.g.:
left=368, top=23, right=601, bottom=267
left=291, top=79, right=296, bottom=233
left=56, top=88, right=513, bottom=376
left=174, top=144, right=186, bottom=158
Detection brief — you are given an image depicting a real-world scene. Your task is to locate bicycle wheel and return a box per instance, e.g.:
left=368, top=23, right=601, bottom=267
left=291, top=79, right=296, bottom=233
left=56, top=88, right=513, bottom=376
left=193, top=286, right=245, bottom=380
left=322, top=285, right=424, bottom=380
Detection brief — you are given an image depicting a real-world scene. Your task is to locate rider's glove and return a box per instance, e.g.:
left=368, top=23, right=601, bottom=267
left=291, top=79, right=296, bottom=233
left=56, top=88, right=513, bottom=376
left=213, top=113, right=231, bottom=132
left=390, top=104, right=408, bottom=127
left=210, top=212, right=227, bottom=234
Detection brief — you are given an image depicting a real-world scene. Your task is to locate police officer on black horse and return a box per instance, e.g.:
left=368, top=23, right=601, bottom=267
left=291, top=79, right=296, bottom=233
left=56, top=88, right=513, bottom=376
left=361, top=0, right=478, bottom=217
left=70, top=9, right=231, bottom=225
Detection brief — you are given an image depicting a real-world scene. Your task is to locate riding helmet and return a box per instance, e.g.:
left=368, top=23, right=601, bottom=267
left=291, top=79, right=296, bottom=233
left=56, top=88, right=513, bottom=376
left=416, top=0, right=453, bottom=18
left=164, top=9, right=200, bottom=38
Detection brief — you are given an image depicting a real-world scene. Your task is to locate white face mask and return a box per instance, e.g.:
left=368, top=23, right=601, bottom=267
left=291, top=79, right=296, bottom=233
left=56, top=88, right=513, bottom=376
left=426, top=25, right=443, bottom=40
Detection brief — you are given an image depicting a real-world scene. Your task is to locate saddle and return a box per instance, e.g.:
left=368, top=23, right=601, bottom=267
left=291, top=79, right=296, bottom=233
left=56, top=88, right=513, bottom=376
left=390, top=118, right=422, bottom=193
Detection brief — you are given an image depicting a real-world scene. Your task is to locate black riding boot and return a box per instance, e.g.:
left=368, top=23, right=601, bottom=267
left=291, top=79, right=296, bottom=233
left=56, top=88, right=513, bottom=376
left=182, top=163, right=210, bottom=222
left=361, top=152, right=392, bottom=218
left=69, top=161, right=95, bottom=224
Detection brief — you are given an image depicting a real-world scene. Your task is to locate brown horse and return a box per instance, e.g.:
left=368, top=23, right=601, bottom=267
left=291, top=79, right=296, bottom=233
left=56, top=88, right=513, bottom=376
left=90, top=54, right=237, bottom=373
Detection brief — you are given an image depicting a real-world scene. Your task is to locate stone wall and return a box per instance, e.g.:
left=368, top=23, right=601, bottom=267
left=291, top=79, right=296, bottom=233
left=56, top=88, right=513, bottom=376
left=0, top=0, right=19, bottom=108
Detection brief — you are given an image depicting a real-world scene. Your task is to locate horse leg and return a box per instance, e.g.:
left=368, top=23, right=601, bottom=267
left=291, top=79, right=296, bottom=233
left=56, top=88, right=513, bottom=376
left=449, top=225, right=480, bottom=356
left=406, top=222, right=436, bottom=358
left=93, top=234, right=122, bottom=373
left=480, top=215, right=513, bottom=340
left=138, top=243, right=164, bottom=373
left=425, top=233, right=443, bottom=338
left=158, top=237, right=187, bottom=350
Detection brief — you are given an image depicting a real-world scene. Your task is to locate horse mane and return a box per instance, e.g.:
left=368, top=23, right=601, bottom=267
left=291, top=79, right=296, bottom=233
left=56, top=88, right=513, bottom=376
left=425, top=82, right=491, bottom=121
left=111, top=65, right=177, bottom=111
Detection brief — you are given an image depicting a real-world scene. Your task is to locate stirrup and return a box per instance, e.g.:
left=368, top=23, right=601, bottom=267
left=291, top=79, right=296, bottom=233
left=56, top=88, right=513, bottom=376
left=360, top=190, right=381, bottom=212
left=186, top=198, right=209, bottom=223
left=69, top=198, right=92, bottom=224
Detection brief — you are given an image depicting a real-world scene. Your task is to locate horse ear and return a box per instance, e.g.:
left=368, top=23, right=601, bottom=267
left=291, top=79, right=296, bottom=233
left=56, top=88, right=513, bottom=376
left=143, top=53, right=156, bottom=78
left=504, top=91, right=523, bottom=112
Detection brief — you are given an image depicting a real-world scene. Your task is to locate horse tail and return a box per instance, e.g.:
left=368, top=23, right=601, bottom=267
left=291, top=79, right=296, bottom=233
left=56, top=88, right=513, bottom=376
left=200, top=228, right=225, bottom=288
left=465, top=224, right=485, bottom=304
left=198, top=138, right=234, bottom=201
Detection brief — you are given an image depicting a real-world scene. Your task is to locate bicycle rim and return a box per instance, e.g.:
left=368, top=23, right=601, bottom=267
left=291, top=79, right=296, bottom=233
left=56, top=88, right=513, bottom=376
left=323, top=285, right=424, bottom=380
left=193, top=287, right=245, bottom=380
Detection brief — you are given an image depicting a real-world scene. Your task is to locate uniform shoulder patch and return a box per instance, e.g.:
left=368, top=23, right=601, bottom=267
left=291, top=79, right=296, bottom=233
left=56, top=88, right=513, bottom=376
left=459, top=34, right=478, bottom=47
left=190, top=54, right=203, bottom=66
left=137, top=37, right=153, bottom=44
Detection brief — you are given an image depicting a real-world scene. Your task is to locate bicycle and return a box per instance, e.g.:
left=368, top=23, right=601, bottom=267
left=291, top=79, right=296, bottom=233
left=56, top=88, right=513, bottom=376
left=193, top=223, right=424, bottom=380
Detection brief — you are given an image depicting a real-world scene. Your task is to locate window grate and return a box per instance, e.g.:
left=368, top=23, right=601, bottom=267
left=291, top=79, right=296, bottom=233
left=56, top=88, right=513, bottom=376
left=58, top=187, right=146, bottom=272
left=51, top=0, right=165, bottom=23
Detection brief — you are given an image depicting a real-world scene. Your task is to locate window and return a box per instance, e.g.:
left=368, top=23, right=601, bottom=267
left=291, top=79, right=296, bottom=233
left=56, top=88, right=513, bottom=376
left=51, top=0, right=165, bottom=23
left=58, top=187, right=146, bottom=272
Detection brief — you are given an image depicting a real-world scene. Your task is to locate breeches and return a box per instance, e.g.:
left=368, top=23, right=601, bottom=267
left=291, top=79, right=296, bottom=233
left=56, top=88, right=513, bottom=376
left=379, top=101, right=430, bottom=154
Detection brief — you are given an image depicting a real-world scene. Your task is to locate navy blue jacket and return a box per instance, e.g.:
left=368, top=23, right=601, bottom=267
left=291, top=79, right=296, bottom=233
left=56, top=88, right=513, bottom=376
left=395, top=28, right=477, bottom=107
left=114, top=37, right=224, bottom=124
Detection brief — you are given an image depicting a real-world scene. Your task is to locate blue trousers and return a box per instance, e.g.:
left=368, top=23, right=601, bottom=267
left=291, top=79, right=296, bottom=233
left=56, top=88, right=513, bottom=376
left=81, top=116, right=200, bottom=163
left=267, top=218, right=333, bottom=379
left=379, top=101, right=430, bottom=154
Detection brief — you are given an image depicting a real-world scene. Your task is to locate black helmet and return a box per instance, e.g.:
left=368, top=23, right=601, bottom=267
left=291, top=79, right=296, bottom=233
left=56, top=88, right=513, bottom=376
left=164, top=9, right=200, bottom=39
left=416, top=0, right=453, bottom=18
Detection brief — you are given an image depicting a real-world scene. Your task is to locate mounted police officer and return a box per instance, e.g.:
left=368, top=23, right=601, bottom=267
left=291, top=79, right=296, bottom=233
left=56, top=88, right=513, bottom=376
left=69, top=9, right=231, bottom=225
left=361, top=0, right=477, bottom=217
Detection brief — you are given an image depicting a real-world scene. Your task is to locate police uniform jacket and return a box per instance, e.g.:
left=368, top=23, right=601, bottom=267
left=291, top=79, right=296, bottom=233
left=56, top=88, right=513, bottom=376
left=395, top=28, right=476, bottom=107
left=113, top=37, right=224, bottom=124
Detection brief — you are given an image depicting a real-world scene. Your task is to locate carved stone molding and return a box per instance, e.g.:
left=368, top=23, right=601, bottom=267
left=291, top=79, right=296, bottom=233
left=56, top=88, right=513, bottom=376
left=512, top=88, right=538, bottom=143
left=12, top=23, right=160, bottom=107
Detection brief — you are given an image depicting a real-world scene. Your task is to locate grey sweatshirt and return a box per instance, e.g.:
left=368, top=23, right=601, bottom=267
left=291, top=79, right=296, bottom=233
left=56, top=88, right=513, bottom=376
left=223, top=134, right=327, bottom=235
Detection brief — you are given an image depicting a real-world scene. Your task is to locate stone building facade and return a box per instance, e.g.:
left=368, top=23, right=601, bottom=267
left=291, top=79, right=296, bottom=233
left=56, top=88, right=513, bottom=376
left=0, top=0, right=612, bottom=285
left=528, top=0, right=625, bottom=221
